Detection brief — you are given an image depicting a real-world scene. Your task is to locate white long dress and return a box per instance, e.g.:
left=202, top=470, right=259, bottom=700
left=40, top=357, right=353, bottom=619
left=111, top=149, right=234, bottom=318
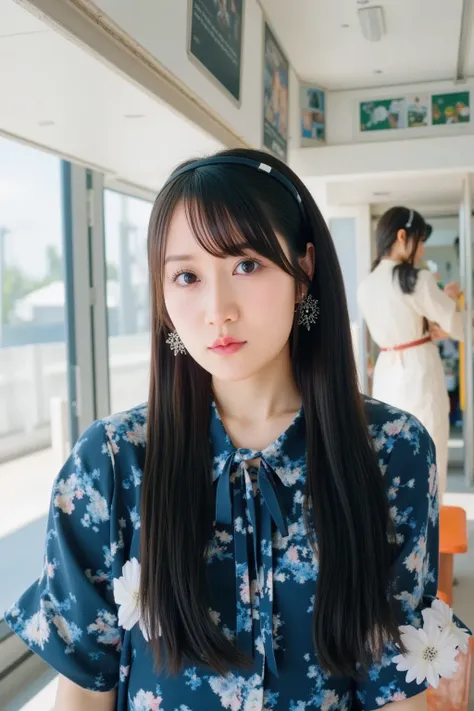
left=357, top=259, right=464, bottom=494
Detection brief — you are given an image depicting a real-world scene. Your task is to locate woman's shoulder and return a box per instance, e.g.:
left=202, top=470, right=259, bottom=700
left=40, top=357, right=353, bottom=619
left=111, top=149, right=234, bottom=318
left=363, top=395, right=434, bottom=464
left=100, top=402, right=148, bottom=454
left=357, top=268, right=375, bottom=298
left=73, top=403, right=148, bottom=493
left=413, top=266, right=437, bottom=291
left=362, top=397, right=438, bottom=526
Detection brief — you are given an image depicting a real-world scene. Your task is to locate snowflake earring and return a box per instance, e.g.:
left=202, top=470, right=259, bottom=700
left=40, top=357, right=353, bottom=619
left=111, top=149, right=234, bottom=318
left=166, top=330, right=187, bottom=356
left=298, top=294, right=320, bottom=331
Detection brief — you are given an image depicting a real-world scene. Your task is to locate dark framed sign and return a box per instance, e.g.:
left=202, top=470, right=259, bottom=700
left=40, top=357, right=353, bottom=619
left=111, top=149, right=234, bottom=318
left=263, top=23, right=289, bottom=160
left=188, top=0, right=244, bottom=103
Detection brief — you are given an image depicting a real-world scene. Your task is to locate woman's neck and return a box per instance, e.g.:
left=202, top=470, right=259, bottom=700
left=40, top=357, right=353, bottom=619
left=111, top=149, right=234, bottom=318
left=212, top=345, right=301, bottom=425
left=382, top=252, right=403, bottom=264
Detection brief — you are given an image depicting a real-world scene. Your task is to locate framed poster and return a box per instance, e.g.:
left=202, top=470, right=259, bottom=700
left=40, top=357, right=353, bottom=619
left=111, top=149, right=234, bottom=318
left=188, top=0, right=243, bottom=103
left=263, top=23, right=289, bottom=160
left=432, top=92, right=470, bottom=125
left=360, top=98, right=406, bottom=132
left=407, top=94, right=429, bottom=128
left=300, top=85, right=326, bottom=146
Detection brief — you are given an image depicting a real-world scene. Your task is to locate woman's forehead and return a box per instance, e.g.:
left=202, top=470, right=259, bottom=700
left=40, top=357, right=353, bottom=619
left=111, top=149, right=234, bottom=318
left=164, top=201, right=255, bottom=259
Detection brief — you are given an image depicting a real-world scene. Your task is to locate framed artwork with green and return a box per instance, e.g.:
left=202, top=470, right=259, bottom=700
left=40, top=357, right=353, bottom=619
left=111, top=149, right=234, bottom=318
left=432, top=92, right=470, bottom=125
left=407, top=94, right=429, bottom=128
left=360, top=98, right=406, bottom=132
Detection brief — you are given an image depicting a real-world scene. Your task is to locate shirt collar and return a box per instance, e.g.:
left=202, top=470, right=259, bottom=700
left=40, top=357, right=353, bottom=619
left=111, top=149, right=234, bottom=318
left=210, top=401, right=306, bottom=487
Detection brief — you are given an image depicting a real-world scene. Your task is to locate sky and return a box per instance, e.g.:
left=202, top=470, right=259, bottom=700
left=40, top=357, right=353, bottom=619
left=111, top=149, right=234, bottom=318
left=0, top=135, right=152, bottom=282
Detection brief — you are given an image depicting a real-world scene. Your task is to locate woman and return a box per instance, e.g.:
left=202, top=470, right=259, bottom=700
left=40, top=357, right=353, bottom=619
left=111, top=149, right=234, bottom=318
left=358, top=207, right=463, bottom=498
left=5, top=152, right=470, bottom=710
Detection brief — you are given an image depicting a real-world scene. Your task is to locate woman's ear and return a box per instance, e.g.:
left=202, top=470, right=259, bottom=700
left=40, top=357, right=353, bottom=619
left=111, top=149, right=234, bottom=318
left=396, top=228, right=408, bottom=246
left=299, top=242, right=315, bottom=283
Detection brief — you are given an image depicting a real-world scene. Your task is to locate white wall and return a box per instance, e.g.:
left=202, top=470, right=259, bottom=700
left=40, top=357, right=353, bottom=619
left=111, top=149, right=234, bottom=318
left=291, top=134, right=474, bottom=179
left=290, top=78, right=474, bottom=180
left=327, top=79, right=474, bottom=146
left=90, top=0, right=264, bottom=147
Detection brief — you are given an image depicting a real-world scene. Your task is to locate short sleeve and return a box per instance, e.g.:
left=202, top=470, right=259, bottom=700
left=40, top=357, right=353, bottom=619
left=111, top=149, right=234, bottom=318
left=3, top=420, right=121, bottom=692
left=412, top=270, right=464, bottom=341
left=355, top=416, right=441, bottom=708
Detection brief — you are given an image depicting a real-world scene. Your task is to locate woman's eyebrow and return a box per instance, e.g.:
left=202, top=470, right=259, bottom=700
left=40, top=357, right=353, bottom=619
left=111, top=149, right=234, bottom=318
left=164, top=254, right=195, bottom=265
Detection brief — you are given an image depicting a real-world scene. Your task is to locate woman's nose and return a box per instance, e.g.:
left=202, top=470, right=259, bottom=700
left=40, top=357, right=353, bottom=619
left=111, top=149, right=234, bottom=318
left=204, top=281, right=239, bottom=328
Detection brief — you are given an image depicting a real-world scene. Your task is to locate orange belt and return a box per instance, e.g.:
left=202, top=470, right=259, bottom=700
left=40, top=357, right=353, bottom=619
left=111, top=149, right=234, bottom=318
left=380, top=335, right=431, bottom=352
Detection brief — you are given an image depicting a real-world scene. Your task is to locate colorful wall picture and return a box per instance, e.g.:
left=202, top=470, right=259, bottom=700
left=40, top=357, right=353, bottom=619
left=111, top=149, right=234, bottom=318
left=360, top=98, right=407, bottom=132
left=407, top=94, right=429, bottom=128
left=432, top=92, right=470, bottom=125
left=263, top=23, right=289, bottom=160
left=188, top=0, right=243, bottom=102
left=300, top=85, right=326, bottom=146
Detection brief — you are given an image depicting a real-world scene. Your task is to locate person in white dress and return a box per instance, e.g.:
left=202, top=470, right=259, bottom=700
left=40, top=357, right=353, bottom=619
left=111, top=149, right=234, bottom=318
left=358, top=206, right=463, bottom=497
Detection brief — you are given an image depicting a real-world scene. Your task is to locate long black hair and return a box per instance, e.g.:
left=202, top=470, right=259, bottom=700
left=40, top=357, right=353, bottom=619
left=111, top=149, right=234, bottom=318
left=373, top=206, right=427, bottom=294
left=140, top=147, right=401, bottom=679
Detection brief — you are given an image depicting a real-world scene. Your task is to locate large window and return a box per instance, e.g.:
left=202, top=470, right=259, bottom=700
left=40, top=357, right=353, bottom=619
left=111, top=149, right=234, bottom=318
left=0, top=136, right=68, bottom=614
left=104, top=190, right=153, bottom=413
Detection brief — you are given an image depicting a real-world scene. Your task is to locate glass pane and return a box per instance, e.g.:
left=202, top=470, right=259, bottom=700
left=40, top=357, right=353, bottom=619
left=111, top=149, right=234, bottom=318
left=104, top=190, right=153, bottom=413
left=329, top=217, right=358, bottom=323
left=0, top=136, right=68, bottom=614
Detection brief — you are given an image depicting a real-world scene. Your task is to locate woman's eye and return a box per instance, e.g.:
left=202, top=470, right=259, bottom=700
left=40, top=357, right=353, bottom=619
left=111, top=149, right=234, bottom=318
left=235, top=260, right=261, bottom=275
left=173, top=271, right=197, bottom=286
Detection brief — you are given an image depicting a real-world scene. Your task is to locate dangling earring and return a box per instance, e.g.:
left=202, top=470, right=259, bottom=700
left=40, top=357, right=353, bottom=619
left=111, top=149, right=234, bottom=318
left=298, top=294, right=320, bottom=331
left=166, top=330, right=187, bottom=356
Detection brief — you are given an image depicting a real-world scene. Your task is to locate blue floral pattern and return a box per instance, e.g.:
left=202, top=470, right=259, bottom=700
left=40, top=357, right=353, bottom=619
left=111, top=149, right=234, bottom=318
left=4, top=397, right=470, bottom=709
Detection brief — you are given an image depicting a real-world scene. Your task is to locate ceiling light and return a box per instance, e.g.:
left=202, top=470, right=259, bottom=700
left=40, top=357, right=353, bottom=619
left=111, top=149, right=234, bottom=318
left=358, top=6, right=385, bottom=42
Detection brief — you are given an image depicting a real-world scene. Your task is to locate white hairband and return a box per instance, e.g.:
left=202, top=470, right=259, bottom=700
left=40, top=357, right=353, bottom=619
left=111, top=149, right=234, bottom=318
left=405, top=209, right=414, bottom=229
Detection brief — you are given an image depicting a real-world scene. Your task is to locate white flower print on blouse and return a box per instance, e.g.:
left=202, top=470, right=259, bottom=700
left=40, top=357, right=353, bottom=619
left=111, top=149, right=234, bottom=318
left=113, top=558, right=157, bottom=641
left=23, top=609, right=50, bottom=649
left=427, top=598, right=471, bottom=654
left=393, top=600, right=468, bottom=688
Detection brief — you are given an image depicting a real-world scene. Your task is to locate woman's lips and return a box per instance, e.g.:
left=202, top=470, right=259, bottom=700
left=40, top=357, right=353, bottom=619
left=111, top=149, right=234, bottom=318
left=209, top=338, right=247, bottom=355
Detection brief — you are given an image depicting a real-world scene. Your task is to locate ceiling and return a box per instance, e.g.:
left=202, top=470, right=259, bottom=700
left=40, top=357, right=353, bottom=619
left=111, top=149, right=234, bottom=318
left=326, top=171, right=466, bottom=214
left=2, top=0, right=472, bottom=213
left=0, top=1, right=222, bottom=192
left=260, top=0, right=469, bottom=90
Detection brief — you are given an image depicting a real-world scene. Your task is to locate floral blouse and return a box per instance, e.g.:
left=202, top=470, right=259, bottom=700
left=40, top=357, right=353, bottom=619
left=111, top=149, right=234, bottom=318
left=4, top=397, right=471, bottom=710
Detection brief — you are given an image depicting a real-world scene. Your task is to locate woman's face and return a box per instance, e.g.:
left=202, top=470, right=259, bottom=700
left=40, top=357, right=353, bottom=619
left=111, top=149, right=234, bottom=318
left=163, top=203, right=313, bottom=383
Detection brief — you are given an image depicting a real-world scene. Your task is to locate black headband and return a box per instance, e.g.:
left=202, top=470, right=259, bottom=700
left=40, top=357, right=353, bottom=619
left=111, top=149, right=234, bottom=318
left=169, top=156, right=305, bottom=216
